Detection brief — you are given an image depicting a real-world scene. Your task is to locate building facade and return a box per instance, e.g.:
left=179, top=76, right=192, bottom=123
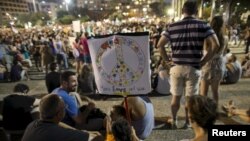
left=0, top=0, right=30, bottom=24
left=76, top=0, right=112, bottom=10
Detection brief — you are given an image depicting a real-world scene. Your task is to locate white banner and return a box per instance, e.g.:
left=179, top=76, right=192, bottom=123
left=72, top=20, right=81, bottom=33
left=88, top=33, right=151, bottom=95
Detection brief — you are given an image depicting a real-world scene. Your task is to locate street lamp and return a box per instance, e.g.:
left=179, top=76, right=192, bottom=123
left=32, top=0, right=37, bottom=12
left=167, top=8, right=174, bottom=16
left=115, top=6, right=120, bottom=10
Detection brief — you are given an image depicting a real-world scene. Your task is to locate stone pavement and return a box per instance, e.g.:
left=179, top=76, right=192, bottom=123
left=0, top=43, right=249, bottom=141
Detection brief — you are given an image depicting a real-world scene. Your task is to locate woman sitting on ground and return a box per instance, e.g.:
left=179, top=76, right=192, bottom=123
left=10, top=59, right=30, bottom=81
left=222, top=54, right=242, bottom=84
left=153, top=57, right=171, bottom=95
left=78, top=64, right=96, bottom=94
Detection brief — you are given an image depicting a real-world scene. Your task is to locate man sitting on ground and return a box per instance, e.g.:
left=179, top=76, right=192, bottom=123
left=21, top=94, right=103, bottom=141
left=45, top=62, right=61, bottom=93
left=2, top=83, right=40, bottom=131
left=52, top=71, right=104, bottom=131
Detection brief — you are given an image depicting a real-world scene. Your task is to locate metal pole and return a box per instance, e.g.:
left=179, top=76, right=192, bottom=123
left=172, top=0, right=175, bottom=18
left=210, top=0, right=216, bottom=21
left=199, top=0, right=204, bottom=18
left=32, top=0, right=37, bottom=12
left=66, top=4, right=69, bottom=11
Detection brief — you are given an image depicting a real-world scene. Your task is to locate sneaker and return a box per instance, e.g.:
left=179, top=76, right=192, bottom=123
left=171, top=120, right=178, bottom=129
left=222, top=100, right=236, bottom=117
left=182, top=122, right=191, bottom=129
left=171, top=123, right=177, bottom=129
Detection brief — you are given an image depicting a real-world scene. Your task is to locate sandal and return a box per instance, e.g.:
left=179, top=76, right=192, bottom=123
left=222, top=100, right=236, bottom=117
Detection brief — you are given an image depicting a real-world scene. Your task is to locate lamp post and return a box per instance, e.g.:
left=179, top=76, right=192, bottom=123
left=32, top=0, right=37, bottom=12
left=210, top=0, right=216, bottom=21
left=65, top=0, right=71, bottom=11
left=167, top=8, right=174, bottom=22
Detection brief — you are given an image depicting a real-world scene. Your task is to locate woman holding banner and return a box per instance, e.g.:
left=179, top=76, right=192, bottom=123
left=122, top=96, right=154, bottom=140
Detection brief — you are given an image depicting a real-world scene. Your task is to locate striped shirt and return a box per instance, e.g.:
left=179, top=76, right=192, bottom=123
left=163, top=17, right=215, bottom=69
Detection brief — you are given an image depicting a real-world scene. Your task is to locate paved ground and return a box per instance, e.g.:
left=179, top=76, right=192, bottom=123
left=0, top=42, right=249, bottom=141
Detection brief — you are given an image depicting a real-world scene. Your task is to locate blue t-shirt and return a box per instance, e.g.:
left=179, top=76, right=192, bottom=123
left=52, top=88, right=79, bottom=126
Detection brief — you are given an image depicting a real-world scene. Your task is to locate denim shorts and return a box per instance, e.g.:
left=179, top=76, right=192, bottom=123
left=84, top=54, right=91, bottom=64
left=170, top=65, right=201, bottom=96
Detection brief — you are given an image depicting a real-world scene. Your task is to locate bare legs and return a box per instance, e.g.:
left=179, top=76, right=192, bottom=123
left=211, top=81, right=220, bottom=104
left=184, top=96, right=190, bottom=125
left=171, top=95, right=181, bottom=127
left=200, top=79, right=220, bottom=104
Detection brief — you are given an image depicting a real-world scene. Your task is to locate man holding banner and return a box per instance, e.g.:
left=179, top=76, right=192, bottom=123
left=157, top=1, right=219, bottom=129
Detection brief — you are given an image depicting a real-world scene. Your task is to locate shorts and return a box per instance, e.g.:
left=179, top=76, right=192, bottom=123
left=170, top=65, right=201, bottom=96
left=76, top=54, right=84, bottom=62
left=84, top=54, right=91, bottom=64
left=201, top=56, right=224, bottom=82
left=201, top=69, right=224, bottom=83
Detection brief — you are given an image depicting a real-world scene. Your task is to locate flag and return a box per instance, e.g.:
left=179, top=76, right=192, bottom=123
left=88, top=32, right=151, bottom=95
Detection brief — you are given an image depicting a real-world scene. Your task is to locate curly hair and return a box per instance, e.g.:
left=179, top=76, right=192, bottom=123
left=112, top=118, right=132, bottom=141
left=188, top=95, right=218, bottom=130
left=13, top=83, right=30, bottom=94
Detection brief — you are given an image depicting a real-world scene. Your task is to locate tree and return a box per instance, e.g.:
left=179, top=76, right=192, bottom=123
left=58, top=15, right=76, bottom=25
left=17, top=12, right=50, bottom=26
left=230, top=0, right=250, bottom=25
left=57, top=10, right=70, bottom=19
left=150, top=1, right=167, bottom=17
left=218, top=0, right=250, bottom=25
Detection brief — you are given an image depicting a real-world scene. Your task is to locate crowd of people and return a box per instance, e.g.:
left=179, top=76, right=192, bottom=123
left=0, top=1, right=250, bottom=141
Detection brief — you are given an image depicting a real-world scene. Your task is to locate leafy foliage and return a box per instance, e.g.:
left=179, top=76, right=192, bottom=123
left=150, top=2, right=167, bottom=17
left=58, top=15, right=75, bottom=24
left=17, top=12, right=51, bottom=26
